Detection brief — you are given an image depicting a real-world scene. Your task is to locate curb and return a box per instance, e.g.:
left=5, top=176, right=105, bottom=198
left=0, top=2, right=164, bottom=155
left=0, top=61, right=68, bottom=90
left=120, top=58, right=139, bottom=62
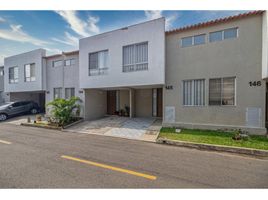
left=157, top=138, right=268, bottom=157
left=62, top=118, right=84, bottom=129
left=21, top=123, right=62, bottom=130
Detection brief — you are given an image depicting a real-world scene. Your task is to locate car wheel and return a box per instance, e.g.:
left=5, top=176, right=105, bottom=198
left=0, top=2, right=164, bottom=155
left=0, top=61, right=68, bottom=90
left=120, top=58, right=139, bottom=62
left=30, top=108, right=38, bottom=114
left=0, top=114, right=7, bottom=121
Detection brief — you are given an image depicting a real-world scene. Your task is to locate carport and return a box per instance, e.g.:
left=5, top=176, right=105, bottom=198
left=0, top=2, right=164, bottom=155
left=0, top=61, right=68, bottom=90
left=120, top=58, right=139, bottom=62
left=9, top=91, right=46, bottom=112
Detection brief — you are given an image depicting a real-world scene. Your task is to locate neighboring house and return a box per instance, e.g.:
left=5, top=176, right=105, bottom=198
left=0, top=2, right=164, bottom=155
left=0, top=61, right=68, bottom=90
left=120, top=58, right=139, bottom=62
left=164, top=11, right=267, bottom=134
left=2, top=11, right=268, bottom=135
left=0, top=66, right=6, bottom=104
left=4, top=49, right=47, bottom=111
left=79, top=18, right=165, bottom=120
left=44, top=50, right=84, bottom=116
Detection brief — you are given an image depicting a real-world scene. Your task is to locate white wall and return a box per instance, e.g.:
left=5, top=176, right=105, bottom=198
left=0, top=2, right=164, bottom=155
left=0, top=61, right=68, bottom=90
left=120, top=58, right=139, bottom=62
left=4, top=49, right=46, bottom=92
left=45, top=53, right=85, bottom=116
left=79, top=18, right=165, bottom=89
left=262, top=11, right=268, bottom=79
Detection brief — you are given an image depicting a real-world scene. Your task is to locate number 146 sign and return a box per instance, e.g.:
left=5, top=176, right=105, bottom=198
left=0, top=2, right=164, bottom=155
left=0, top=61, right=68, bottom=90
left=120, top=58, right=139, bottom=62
left=249, top=81, right=261, bottom=87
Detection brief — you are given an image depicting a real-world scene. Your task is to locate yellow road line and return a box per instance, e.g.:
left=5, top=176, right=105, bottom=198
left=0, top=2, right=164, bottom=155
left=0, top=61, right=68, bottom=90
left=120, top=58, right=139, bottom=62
left=61, top=155, right=157, bottom=180
left=0, top=139, right=12, bottom=145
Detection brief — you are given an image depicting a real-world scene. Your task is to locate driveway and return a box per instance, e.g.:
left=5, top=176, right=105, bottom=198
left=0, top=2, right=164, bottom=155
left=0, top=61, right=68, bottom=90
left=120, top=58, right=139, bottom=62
left=1, top=114, right=37, bottom=126
left=64, top=116, right=162, bottom=142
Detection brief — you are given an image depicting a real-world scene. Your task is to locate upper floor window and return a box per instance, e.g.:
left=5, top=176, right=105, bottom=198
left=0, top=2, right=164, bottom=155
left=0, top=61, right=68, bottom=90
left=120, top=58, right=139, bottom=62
left=181, top=34, right=206, bottom=47
left=65, top=88, right=75, bottom=99
left=53, top=60, right=63, bottom=67
left=24, top=63, right=36, bottom=82
left=209, top=28, right=238, bottom=42
left=209, top=77, right=235, bottom=106
left=54, top=87, right=62, bottom=99
left=89, top=50, right=109, bottom=76
left=9, top=66, right=19, bottom=84
left=123, top=42, right=148, bottom=72
left=0, top=69, right=4, bottom=76
left=183, top=79, right=205, bottom=106
left=65, top=58, right=76, bottom=66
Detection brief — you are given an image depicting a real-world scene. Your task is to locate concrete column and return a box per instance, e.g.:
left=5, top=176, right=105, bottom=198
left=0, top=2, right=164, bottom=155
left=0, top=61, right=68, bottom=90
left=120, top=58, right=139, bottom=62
left=129, top=89, right=135, bottom=118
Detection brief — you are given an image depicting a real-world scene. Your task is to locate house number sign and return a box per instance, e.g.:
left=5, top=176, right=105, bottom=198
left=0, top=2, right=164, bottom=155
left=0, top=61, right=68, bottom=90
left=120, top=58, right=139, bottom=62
left=165, top=85, right=173, bottom=90
left=249, top=81, right=261, bottom=87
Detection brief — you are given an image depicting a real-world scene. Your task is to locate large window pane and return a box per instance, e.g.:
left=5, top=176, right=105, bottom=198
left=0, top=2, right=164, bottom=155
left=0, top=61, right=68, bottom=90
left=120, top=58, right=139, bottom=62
left=183, top=79, right=205, bottom=106
left=224, top=28, right=238, bottom=39
left=89, top=50, right=109, bottom=75
left=222, top=77, right=235, bottom=105
left=24, top=63, right=36, bottom=82
left=89, top=52, right=98, bottom=69
left=193, top=34, right=205, bottom=45
left=9, top=66, right=18, bottom=83
left=53, top=60, right=63, bottom=67
left=181, top=36, right=192, bottom=47
left=194, top=80, right=205, bottom=106
left=65, top=88, right=75, bottom=99
left=123, top=42, right=148, bottom=72
left=209, top=31, right=223, bottom=42
left=209, top=77, right=235, bottom=106
left=209, top=79, right=221, bottom=105
left=54, top=88, right=62, bottom=99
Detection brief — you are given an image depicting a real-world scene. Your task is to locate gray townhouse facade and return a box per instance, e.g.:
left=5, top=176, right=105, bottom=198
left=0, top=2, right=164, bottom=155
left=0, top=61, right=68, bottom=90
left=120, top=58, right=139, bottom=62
left=1, top=11, right=268, bottom=135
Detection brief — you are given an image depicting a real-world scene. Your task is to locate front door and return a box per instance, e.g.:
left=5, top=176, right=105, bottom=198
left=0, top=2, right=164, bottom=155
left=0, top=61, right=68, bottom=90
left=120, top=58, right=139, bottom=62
left=157, top=88, right=163, bottom=117
left=107, top=90, right=117, bottom=115
left=152, top=88, right=163, bottom=117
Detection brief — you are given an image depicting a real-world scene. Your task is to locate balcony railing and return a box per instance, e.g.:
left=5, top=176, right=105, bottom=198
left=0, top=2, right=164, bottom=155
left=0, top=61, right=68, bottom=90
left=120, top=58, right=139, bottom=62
left=122, top=63, right=148, bottom=72
left=89, top=68, right=108, bottom=76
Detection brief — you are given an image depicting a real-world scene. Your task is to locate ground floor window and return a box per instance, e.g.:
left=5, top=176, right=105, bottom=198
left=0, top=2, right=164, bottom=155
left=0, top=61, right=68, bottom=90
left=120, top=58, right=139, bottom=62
left=209, top=77, right=235, bottom=106
left=183, top=79, right=205, bottom=106
left=65, top=88, right=75, bottom=99
left=54, top=88, right=62, bottom=99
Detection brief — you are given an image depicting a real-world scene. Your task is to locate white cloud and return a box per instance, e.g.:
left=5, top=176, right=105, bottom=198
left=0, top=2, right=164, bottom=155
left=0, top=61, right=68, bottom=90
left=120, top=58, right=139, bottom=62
left=52, top=32, right=79, bottom=47
left=0, top=17, right=5, bottom=23
left=144, top=10, right=178, bottom=29
left=0, top=24, right=49, bottom=46
left=55, top=11, right=100, bottom=37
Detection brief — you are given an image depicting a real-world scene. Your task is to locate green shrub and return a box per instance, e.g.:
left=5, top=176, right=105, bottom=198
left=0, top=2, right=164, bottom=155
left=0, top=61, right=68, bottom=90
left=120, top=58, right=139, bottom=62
left=46, top=97, right=81, bottom=126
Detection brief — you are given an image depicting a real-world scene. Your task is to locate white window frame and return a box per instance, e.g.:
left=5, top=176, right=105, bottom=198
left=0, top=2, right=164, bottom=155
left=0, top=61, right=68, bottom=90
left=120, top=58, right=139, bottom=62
left=64, top=58, right=76, bottom=66
left=209, top=77, right=236, bottom=106
left=89, top=50, right=109, bottom=76
left=182, top=79, right=206, bottom=106
left=65, top=88, right=75, bottom=99
left=53, top=60, right=63, bottom=67
left=209, top=27, right=238, bottom=43
left=181, top=34, right=206, bottom=48
left=53, top=87, right=62, bottom=99
left=122, top=41, right=148, bottom=72
left=9, top=66, right=19, bottom=84
left=24, top=63, right=36, bottom=82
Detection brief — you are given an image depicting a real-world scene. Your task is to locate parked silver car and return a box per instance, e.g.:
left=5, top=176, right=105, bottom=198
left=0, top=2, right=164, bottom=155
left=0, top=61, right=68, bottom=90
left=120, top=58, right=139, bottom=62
left=0, top=101, right=40, bottom=121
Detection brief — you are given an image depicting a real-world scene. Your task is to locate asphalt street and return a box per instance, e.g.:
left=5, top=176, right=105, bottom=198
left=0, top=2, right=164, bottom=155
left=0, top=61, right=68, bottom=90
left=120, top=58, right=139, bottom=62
left=0, top=123, right=267, bottom=188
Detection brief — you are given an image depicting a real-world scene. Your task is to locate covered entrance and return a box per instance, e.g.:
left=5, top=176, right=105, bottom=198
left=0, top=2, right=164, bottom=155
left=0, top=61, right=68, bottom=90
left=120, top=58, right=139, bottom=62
left=106, top=88, right=163, bottom=118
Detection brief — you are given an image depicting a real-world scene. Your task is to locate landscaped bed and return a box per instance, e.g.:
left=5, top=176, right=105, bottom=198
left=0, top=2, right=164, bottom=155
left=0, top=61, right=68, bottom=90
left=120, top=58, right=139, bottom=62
left=159, top=128, right=268, bottom=151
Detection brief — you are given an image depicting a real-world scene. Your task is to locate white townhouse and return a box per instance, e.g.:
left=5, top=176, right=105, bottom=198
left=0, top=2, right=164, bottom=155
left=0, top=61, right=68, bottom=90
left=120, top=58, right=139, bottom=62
left=2, top=11, right=268, bottom=135
left=79, top=18, right=165, bottom=120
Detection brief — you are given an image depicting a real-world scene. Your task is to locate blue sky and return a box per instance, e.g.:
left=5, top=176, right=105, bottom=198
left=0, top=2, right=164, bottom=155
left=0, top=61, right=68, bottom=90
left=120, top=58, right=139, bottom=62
left=0, top=10, right=247, bottom=65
